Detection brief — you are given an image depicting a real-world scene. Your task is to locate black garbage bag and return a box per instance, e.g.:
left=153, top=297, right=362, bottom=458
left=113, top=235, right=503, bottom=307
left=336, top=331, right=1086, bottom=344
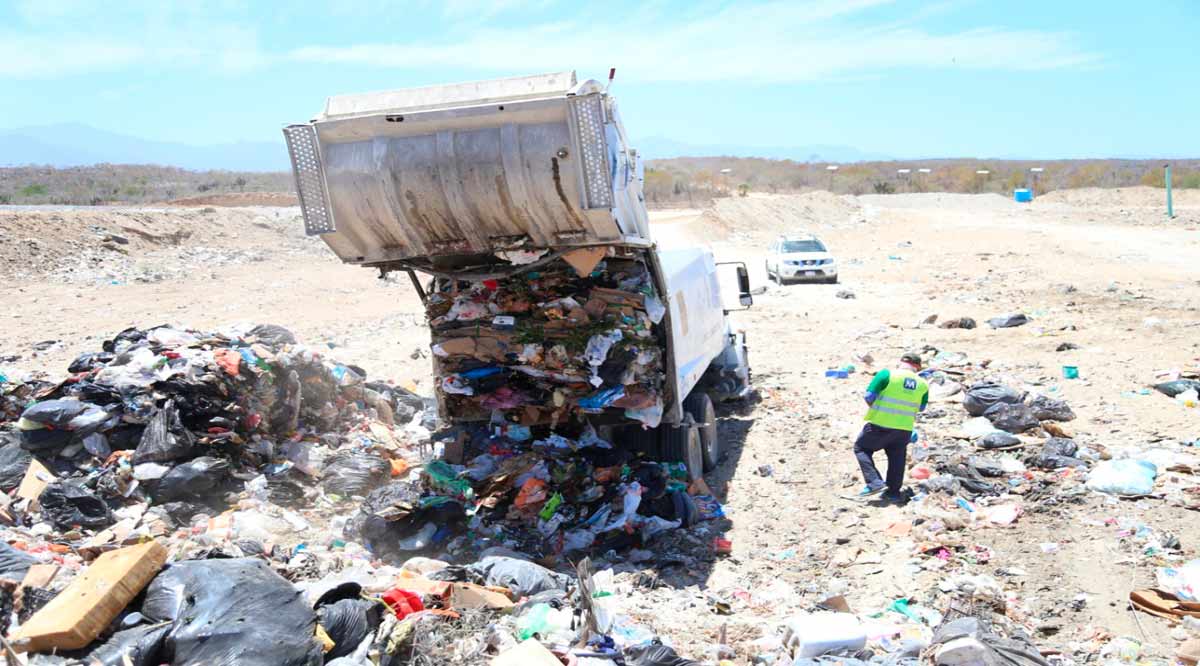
left=967, top=456, right=1006, bottom=478
left=103, top=327, right=149, bottom=353
left=1028, top=438, right=1087, bottom=470
left=19, top=399, right=94, bottom=429
left=465, top=556, right=571, bottom=598
left=79, top=622, right=171, bottom=666
left=987, top=313, right=1030, bottom=329
left=317, top=598, right=382, bottom=660
left=150, top=457, right=230, bottom=503
left=1153, top=379, right=1200, bottom=398
left=39, top=482, right=114, bottom=530
left=141, top=558, right=322, bottom=666
left=979, top=432, right=1021, bottom=449
left=625, top=643, right=701, bottom=666
left=983, top=402, right=1040, bottom=433
left=248, top=324, right=298, bottom=346
left=1041, top=438, right=1077, bottom=457
left=321, top=452, right=391, bottom=496
left=0, top=439, right=32, bottom=491
left=133, top=400, right=195, bottom=464
left=82, top=432, right=112, bottom=458
left=0, top=541, right=38, bottom=581
left=17, top=428, right=73, bottom=453
left=67, top=351, right=115, bottom=374
left=962, top=382, right=1023, bottom=417
left=108, top=424, right=147, bottom=451
left=1028, top=395, right=1075, bottom=422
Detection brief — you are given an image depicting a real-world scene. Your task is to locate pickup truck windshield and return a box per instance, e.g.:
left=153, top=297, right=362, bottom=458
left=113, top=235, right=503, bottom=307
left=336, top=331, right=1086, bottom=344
left=782, top=240, right=825, bottom=252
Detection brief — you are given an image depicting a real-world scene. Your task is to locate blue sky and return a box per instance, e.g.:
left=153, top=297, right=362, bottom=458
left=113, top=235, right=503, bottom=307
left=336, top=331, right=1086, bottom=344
left=2, top=0, right=1197, bottom=159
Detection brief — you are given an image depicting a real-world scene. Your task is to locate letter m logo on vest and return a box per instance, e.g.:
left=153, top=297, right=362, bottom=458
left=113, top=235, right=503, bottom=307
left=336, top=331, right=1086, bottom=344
left=865, top=370, right=927, bottom=431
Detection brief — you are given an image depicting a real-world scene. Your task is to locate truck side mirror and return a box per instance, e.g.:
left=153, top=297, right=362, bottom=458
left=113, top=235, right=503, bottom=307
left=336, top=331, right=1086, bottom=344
left=737, top=265, right=753, bottom=307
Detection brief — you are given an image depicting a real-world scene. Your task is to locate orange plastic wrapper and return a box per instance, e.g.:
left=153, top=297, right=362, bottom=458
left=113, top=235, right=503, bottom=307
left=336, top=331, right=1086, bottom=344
left=514, top=478, right=549, bottom=510
left=213, top=348, right=241, bottom=376
left=390, top=459, right=410, bottom=477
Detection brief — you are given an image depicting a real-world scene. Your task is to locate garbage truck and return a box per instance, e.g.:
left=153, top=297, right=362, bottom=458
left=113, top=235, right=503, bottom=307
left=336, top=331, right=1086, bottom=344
left=283, top=71, right=752, bottom=480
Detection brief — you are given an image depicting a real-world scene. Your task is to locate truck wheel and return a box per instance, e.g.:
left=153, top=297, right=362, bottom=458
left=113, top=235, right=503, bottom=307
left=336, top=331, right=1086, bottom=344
left=662, top=425, right=703, bottom=481
left=685, top=392, right=720, bottom=472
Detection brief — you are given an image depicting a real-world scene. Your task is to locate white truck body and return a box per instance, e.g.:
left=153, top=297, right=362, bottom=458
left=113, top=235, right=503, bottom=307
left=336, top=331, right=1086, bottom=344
left=285, top=72, right=751, bottom=466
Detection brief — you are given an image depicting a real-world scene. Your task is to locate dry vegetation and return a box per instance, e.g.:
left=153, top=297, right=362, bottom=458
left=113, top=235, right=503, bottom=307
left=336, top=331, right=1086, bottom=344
left=644, top=157, right=1200, bottom=206
left=3, top=159, right=1198, bottom=208
left=0, top=164, right=293, bottom=205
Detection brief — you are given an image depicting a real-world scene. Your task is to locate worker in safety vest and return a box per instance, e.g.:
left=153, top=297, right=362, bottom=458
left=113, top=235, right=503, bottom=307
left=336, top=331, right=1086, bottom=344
left=852, top=352, right=929, bottom=503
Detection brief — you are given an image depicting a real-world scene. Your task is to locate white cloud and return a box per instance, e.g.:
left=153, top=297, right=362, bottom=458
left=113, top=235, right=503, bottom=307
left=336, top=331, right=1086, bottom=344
left=287, top=1, right=1100, bottom=82
left=0, top=1, right=1100, bottom=81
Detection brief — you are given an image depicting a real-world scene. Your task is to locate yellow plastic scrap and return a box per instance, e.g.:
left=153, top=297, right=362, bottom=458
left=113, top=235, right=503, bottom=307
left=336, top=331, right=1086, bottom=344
left=316, top=625, right=335, bottom=653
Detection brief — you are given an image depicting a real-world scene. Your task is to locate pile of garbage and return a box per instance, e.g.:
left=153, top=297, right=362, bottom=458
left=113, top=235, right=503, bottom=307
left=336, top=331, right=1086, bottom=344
left=0, top=323, right=430, bottom=539
left=427, top=249, right=668, bottom=429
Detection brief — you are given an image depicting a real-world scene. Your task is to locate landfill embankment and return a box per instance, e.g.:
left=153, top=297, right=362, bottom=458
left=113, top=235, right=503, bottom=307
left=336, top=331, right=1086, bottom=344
left=0, top=190, right=1198, bottom=664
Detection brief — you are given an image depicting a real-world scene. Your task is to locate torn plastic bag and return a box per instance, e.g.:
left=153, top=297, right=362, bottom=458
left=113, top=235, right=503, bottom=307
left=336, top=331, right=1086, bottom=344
left=317, top=598, right=382, bottom=660
left=962, top=383, right=1023, bottom=417
left=321, top=451, right=391, bottom=496
left=625, top=643, right=700, bottom=666
left=78, top=622, right=171, bottom=666
left=150, top=501, right=209, bottom=528
left=967, top=456, right=1006, bottom=478
left=0, top=541, right=38, bottom=581
left=133, top=400, right=195, bottom=464
left=930, top=617, right=1049, bottom=666
left=1153, top=379, right=1200, bottom=398
left=39, top=481, right=114, bottom=530
left=986, top=313, right=1030, bottom=329
left=1040, top=437, right=1077, bottom=457
left=0, top=439, right=32, bottom=490
left=149, top=456, right=230, bottom=503
left=82, top=432, right=111, bottom=458
left=141, top=557, right=323, bottom=666
left=467, top=556, right=571, bottom=598
left=1028, top=395, right=1075, bottom=422
left=67, top=351, right=116, bottom=373
left=983, top=402, right=1040, bottom=433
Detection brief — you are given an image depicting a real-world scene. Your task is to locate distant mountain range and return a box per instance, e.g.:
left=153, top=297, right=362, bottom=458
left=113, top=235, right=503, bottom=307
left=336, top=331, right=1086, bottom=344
left=633, top=136, right=891, bottom=163
left=0, top=124, right=290, bottom=172
left=0, top=123, right=892, bottom=172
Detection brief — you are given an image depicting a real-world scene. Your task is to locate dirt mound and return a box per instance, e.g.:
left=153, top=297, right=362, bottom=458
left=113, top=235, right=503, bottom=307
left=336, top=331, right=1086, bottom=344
left=1036, top=185, right=1199, bottom=209
left=0, top=207, right=322, bottom=285
left=167, top=192, right=299, bottom=207
left=700, top=191, right=862, bottom=242
left=856, top=192, right=1017, bottom=211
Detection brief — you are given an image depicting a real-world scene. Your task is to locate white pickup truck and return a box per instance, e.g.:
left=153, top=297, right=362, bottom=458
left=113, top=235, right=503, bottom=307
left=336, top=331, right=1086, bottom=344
left=283, top=71, right=752, bottom=479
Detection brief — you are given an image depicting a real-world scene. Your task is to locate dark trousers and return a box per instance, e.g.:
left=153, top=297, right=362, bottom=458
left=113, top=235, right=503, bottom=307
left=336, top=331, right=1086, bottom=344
left=853, top=423, right=910, bottom=494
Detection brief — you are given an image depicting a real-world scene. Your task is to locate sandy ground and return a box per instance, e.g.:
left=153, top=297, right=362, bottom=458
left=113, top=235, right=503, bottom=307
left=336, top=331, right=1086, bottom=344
left=3, top=187, right=1199, bottom=661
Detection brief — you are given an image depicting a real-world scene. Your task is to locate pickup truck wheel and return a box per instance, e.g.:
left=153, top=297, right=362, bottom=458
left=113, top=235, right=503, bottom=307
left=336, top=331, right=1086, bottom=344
left=662, top=425, right=703, bottom=481
left=685, top=392, right=720, bottom=472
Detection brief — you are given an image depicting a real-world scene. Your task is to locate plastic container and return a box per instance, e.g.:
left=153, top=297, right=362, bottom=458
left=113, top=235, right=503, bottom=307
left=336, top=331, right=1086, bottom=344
left=784, top=612, right=867, bottom=658
left=1014, top=188, right=1033, bottom=203
left=1062, top=365, right=1079, bottom=379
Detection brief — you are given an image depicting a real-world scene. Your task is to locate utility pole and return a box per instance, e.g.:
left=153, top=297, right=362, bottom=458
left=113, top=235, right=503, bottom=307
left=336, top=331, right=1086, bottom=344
left=1030, top=167, right=1044, bottom=196
left=826, top=165, right=839, bottom=191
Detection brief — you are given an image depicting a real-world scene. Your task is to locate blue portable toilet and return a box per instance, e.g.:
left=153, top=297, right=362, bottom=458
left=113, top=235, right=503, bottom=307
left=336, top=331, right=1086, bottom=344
left=1014, top=188, right=1033, bottom=203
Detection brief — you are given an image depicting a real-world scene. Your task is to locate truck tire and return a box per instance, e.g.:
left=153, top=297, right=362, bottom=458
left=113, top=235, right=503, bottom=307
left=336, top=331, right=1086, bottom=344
left=662, top=424, right=703, bottom=481
left=685, top=392, right=720, bottom=472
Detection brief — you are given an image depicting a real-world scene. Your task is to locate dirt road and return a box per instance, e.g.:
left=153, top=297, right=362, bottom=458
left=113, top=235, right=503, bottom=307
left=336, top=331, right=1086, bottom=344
left=3, top=187, right=1199, bottom=660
